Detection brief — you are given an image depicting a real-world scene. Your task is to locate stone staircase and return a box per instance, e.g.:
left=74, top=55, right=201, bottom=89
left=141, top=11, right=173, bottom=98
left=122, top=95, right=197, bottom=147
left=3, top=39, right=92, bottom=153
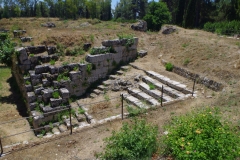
left=123, top=71, right=194, bottom=108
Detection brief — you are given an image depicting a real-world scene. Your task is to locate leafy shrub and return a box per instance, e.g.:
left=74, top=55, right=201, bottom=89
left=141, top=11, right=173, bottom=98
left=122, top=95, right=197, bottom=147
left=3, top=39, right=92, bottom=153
left=52, top=91, right=60, bottom=99
left=50, top=59, right=55, bottom=65
left=25, top=80, right=31, bottom=85
left=0, top=33, right=15, bottom=67
left=148, top=83, right=156, bottom=90
left=57, top=73, right=69, bottom=82
left=143, top=1, right=171, bottom=31
left=98, top=119, right=159, bottom=159
left=162, top=107, right=240, bottom=159
left=183, top=58, right=190, bottom=66
left=78, top=108, right=85, bottom=114
left=127, top=106, right=147, bottom=117
left=165, top=62, right=173, bottom=71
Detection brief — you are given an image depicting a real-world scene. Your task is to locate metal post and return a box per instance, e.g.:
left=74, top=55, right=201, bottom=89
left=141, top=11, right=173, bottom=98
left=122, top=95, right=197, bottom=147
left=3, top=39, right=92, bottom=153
left=161, top=85, right=164, bottom=107
left=192, top=78, right=196, bottom=96
left=121, top=94, right=124, bottom=120
left=0, top=137, right=3, bottom=157
left=68, top=106, right=72, bottom=135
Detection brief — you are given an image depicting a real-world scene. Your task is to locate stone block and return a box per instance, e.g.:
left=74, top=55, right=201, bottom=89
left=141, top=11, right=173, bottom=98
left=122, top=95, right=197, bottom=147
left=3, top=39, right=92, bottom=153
left=59, top=88, right=70, bottom=99
left=41, top=88, right=54, bottom=103
left=35, top=65, right=49, bottom=74
left=18, top=64, right=31, bottom=73
left=49, top=65, right=58, bottom=74
left=29, top=56, right=39, bottom=64
left=34, top=86, right=44, bottom=95
left=25, top=85, right=33, bottom=92
left=69, top=71, right=81, bottom=81
left=37, top=95, right=42, bottom=102
left=68, top=63, right=79, bottom=71
left=53, top=81, right=60, bottom=88
left=50, top=98, right=62, bottom=108
left=102, top=39, right=121, bottom=47
left=16, top=47, right=28, bottom=64
left=29, top=102, right=37, bottom=111
left=41, top=55, right=51, bottom=63
left=27, top=92, right=36, bottom=103
left=138, top=50, right=147, bottom=58
left=42, top=79, right=51, bottom=87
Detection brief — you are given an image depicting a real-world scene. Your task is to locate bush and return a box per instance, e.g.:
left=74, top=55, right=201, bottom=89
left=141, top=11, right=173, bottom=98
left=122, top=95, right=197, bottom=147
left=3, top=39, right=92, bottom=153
left=52, top=91, right=60, bottom=99
left=143, top=2, right=171, bottom=31
left=98, top=119, right=159, bottom=159
left=0, top=33, right=15, bottom=67
left=162, top=107, right=240, bottom=159
left=165, top=62, right=173, bottom=71
left=203, top=21, right=240, bottom=35
left=148, top=83, right=156, bottom=90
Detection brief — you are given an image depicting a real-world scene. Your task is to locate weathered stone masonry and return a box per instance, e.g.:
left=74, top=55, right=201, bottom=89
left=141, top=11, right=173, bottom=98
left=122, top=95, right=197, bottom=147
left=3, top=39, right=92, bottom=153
left=12, top=37, right=138, bottom=129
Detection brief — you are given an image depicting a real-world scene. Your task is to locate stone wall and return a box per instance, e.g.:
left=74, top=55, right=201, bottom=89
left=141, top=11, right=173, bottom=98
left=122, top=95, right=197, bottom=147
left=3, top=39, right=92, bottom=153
left=12, top=37, right=138, bottom=129
left=161, top=59, right=223, bottom=91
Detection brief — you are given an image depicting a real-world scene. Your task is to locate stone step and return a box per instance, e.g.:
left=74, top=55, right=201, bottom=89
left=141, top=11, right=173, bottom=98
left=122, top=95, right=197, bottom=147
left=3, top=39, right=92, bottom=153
left=146, top=71, right=192, bottom=94
left=109, top=75, right=118, bottom=80
left=102, top=80, right=113, bottom=86
left=138, top=82, right=173, bottom=102
left=90, top=93, right=97, bottom=98
left=116, top=70, right=124, bottom=75
left=52, top=127, right=60, bottom=135
left=120, top=66, right=130, bottom=71
left=58, top=124, right=68, bottom=132
left=127, top=88, right=160, bottom=106
left=142, top=76, right=186, bottom=99
left=123, top=93, right=149, bottom=109
left=93, top=89, right=103, bottom=95
left=97, top=85, right=108, bottom=91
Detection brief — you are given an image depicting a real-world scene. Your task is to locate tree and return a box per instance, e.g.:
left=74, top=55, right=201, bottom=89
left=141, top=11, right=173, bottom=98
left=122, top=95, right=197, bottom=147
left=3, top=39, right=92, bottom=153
left=0, top=33, right=15, bottom=67
left=143, top=1, right=171, bottom=31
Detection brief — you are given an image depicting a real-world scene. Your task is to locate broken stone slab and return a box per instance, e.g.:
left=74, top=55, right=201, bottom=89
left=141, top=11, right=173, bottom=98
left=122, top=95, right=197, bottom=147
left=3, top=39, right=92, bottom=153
left=116, top=70, right=124, bottom=75
left=120, top=66, right=130, bottom=71
left=52, top=127, right=60, bottom=135
left=50, top=98, right=63, bottom=108
left=59, top=88, right=70, bottom=99
left=123, top=93, right=149, bottom=109
left=161, top=25, right=177, bottom=34
left=35, top=65, right=49, bottom=74
left=97, top=85, right=108, bottom=91
left=58, top=124, right=68, bottom=132
left=131, top=20, right=147, bottom=32
left=27, top=92, right=36, bottom=103
left=138, top=50, right=147, bottom=58
left=20, top=37, right=33, bottom=42
left=93, top=89, right=103, bottom=95
left=112, top=82, right=121, bottom=91
left=90, top=93, right=97, bottom=98
left=134, top=74, right=142, bottom=82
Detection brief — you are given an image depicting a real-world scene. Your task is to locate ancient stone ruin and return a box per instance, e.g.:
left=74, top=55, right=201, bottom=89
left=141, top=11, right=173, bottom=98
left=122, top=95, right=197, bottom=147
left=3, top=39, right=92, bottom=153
left=131, top=20, right=147, bottom=32
left=12, top=37, right=138, bottom=132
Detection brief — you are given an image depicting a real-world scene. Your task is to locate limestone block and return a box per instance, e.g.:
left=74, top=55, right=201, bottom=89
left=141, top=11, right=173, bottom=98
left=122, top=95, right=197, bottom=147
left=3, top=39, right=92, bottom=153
left=50, top=54, right=59, bottom=61
left=53, top=81, right=60, bottom=88
left=25, top=85, right=33, bottom=92
left=41, top=88, right=54, bottom=103
left=16, top=47, right=28, bottom=64
left=58, top=124, right=68, bottom=132
left=59, top=88, right=70, bottom=99
left=29, top=56, right=39, bottom=64
left=41, top=105, right=53, bottom=113
left=62, top=98, right=69, bottom=104
left=102, top=39, right=121, bottom=47
left=69, top=71, right=81, bottom=81
left=50, top=98, right=62, bottom=108
left=42, top=79, right=51, bottom=87
left=34, top=86, right=44, bottom=95
left=29, top=102, right=37, bottom=111
left=113, top=46, right=124, bottom=54
left=22, top=59, right=31, bottom=65
left=27, top=92, right=36, bottom=103
left=29, top=70, right=35, bottom=76
left=47, top=46, right=57, bottom=55
left=49, top=65, right=57, bottom=74
left=59, top=80, right=71, bottom=89
left=68, top=63, right=79, bottom=71
left=41, top=55, right=51, bottom=63
left=138, top=50, right=147, bottom=58
left=35, top=65, right=49, bottom=74
left=37, top=95, right=42, bottom=102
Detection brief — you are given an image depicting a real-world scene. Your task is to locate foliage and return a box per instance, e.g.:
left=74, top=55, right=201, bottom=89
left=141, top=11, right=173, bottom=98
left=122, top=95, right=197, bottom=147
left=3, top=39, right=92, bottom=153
left=183, top=58, right=190, bottom=66
left=78, top=108, right=85, bottom=114
left=52, top=91, right=60, bottom=99
left=148, top=83, right=156, bottom=90
left=165, top=62, right=173, bottom=71
left=204, top=21, right=240, bottom=35
left=57, top=108, right=76, bottom=123
left=0, top=33, right=15, bottom=67
left=98, top=119, right=159, bottom=159
left=162, top=107, right=240, bottom=160
left=127, top=106, right=147, bottom=117
left=50, top=59, right=55, bottom=65
left=143, top=2, right=171, bottom=31
left=57, top=73, right=70, bottom=82
left=25, top=80, right=31, bottom=85
left=86, top=63, right=92, bottom=74
left=66, top=47, right=85, bottom=56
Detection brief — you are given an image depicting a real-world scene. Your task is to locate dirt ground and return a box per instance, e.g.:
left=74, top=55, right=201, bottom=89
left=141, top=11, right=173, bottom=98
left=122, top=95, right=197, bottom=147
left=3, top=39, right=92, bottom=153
left=0, top=18, right=240, bottom=159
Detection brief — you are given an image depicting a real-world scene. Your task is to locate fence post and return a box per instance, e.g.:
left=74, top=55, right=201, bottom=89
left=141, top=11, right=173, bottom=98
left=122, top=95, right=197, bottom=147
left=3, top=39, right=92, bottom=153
left=121, top=94, right=124, bottom=120
left=161, top=85, right=164, bottom=107
left=192, top=78, right=196, bottom=96
left=0, top=137, right=3, bottom=157
left=68, top=105, right=72, bottom=135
